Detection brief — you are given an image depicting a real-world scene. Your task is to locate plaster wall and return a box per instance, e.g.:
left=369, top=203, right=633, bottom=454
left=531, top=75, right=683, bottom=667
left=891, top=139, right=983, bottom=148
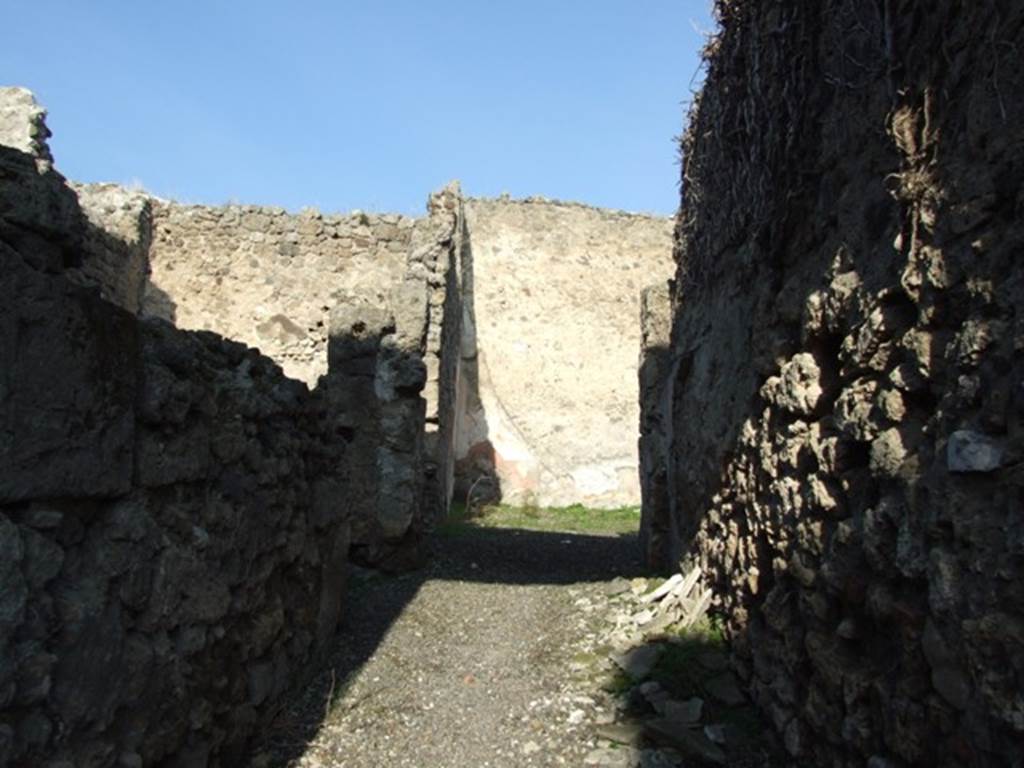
left=459, top=198, right=674, bottom=508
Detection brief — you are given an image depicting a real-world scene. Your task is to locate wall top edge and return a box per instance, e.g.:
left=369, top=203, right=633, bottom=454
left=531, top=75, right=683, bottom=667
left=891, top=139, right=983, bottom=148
left=67, top=179, right=672, bottom=225
left=465, top=195, right=674, bottom=221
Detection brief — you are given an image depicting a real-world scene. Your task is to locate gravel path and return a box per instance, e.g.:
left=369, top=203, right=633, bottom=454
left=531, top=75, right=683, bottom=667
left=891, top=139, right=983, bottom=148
left=252, top=525, right=653, bottom=768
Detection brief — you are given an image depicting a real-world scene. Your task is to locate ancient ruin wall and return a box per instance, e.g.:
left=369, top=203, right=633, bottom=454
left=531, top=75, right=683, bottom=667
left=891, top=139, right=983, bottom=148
left=1, top=96, right=353, bottom=767
left=328, top=184, right=467, bottom=567
left=66, top=183, right=153, bottom=314
left=641, top=2, right=1024, bottom=765
left=144, top=201, right=414, bottom=385
left=0, top=87, right=53, bottom=170
left=637, top=281, right=674, bottom=569
left=413, top=185, right=467, bottom=520
left=73, top=175, right=468, bottom=561
left=459, top=198, right=673, bottom=508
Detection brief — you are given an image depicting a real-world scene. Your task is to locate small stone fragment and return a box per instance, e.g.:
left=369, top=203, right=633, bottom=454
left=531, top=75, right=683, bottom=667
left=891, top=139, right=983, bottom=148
left=612, top=644, right=663, bottom=681
left=584, top=747, right=639, bottom=767
left=704, top=672, right=746, bottom=706
left=663, top=697, right=703, bottom=725
left=638, top=681, right=672, bottom=713
left=704, top=723, right=727, bottom=744
left=836, top=617, right=860, bottom=640
left=633, top=609, right=655, bottom=625
left=596, top=721, right=645, bottom=746
left=645, top=719, right=727, bottom=765
left=947, top=430, right=1002, bottom=473
left=630, top=578, right=650, bottom=596
left=641, top=611, right=678, bottom=636
left=606, top=577, right=632, bottom=596
left=870, top=427, right=908, bottom=477
left=642, top=573, right=684, bottom=604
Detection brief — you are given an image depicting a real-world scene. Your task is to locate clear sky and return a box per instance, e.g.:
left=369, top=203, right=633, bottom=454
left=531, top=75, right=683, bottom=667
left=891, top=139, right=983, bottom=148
left=4, top=2, right=715, bottom=216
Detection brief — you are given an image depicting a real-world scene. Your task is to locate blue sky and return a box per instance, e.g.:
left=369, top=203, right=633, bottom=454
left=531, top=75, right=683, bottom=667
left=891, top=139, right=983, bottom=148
left=4, top=2, right=715, bottom=216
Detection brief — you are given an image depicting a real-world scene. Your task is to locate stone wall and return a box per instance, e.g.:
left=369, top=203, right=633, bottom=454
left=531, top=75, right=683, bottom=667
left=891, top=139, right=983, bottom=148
left=71, top=180, right=468, bottom=563
left=637, top=281, right=674, bottom=570
left=76, top=176, right=672, bottom=516
left=1, top=105, right=352, bottom=768
left=415, top=184, right=467, bottom=520
left=0, top=80, right=679, bottom=766
left=0, top=87, right=53, bottom=171
left=326, top=183, right=467, bottom=568
left=458, top=197, right=674, bottom=508
left=70, top=180, right=468, bottom=564
left=144, top=201, right=414, bottom=386
left=0, top=92, right=82, bottom=276
left=641, top=2, right=1024, bottom=765
left=115, top=189, right=670, bottom=514
left=67, top=183, right=153, bottom=314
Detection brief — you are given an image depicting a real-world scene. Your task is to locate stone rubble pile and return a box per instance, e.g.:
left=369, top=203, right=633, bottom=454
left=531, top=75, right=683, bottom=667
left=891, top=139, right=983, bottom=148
left=595, top=568, right=712, bottom=654
left=560, top=574, right=779, bottom=768
left=630, top=569, right=713, bottom=637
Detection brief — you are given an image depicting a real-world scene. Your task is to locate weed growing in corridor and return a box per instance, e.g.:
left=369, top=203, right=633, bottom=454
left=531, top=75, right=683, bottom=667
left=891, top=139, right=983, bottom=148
left=442, top=501, right=640, bottom=536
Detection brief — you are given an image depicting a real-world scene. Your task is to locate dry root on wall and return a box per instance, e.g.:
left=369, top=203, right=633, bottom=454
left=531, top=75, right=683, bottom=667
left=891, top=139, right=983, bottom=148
left=642, top=2, right=1024, bottom=766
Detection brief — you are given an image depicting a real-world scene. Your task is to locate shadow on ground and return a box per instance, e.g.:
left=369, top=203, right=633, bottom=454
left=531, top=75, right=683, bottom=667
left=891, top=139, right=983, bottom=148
left=252, top=524, right=650, bottom=766
left=600, top=633, right=785, bottom=767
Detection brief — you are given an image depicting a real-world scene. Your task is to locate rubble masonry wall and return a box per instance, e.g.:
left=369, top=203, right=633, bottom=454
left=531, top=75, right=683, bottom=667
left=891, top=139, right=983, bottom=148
left=640, top=3, right=1024, bottom=765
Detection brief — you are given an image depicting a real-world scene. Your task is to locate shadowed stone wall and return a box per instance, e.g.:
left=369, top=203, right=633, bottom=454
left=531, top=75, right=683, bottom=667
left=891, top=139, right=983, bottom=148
left=641, top=2, right=1024, bottom=765
left=1, top=124, right=352, bottom=766
left=637, top=281, right=674, bottom=570
left=0, top=82, right=677, bottom=765
left=326, top=183, right=467, bottom=568
left=75, top=178, right=674, bottom=515
left=64, top=174, right=467, bottom=564
left=66, top=182, right=153, bottom=314
left=413, top=184, right=468, bottom=521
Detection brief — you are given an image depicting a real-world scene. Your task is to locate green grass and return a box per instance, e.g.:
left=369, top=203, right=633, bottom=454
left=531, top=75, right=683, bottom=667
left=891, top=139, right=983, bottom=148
left=441, top=501, right=640, bottom=536
left=600, top=668, right=636, bottom=695
left=676, top=615, right=727, bottom=647
left=647, top=616, right=728, bottom=700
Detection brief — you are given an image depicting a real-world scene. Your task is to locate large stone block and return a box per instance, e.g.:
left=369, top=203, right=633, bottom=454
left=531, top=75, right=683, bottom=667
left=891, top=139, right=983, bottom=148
left=0, top=147, right=83, bottom=272
left=0, top=87, right=54, bottom=167
left=0, top=250, right=137, bottom=503
left=375, top=446, right=420, bottom=539
left=315, top=520, right=351, bottom=653
left=327, top=303, right=394, bottom=369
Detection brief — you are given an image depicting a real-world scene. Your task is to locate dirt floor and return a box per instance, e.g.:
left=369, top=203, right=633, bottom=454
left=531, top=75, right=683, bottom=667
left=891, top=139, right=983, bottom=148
left=250, top=514, right=778, bottom=768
